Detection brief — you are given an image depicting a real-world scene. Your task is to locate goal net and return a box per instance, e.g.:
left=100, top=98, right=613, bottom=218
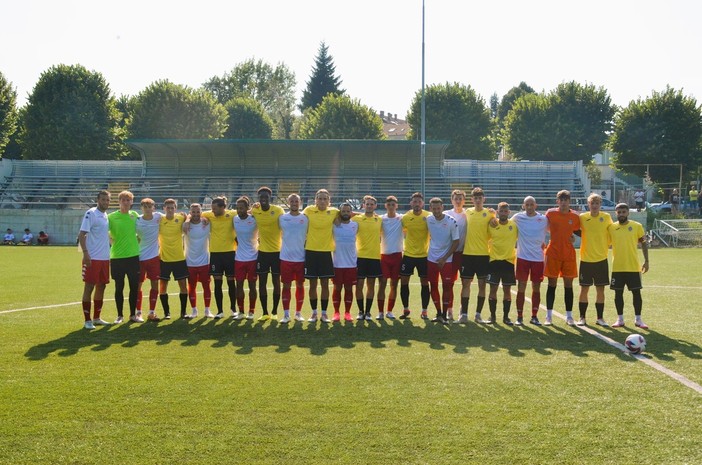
left=652, top=219, right=702, bottom=247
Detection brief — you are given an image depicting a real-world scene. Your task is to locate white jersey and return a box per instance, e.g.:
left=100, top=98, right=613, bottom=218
left=444, top=209, right=467, bottom=250
left=511, top=211, right=548, bottom=262
left=279, top=212, right=308, bottom=262
left=427, top=214, right=459, bottom=263
left=22, top=233, right=33, bottom=243
left=233, top=214, right=258, bottom=262
left=332, top=221, right=358, bottom=268
left=79, top=207, right=110, bottom=260
left=136, top=212, right=162, bottom=260
left=381, top=213, right=404, bottom=255
left=184, top=221, right=210, bottom=267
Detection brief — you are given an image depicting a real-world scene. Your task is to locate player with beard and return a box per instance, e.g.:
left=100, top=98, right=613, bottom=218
left=331, top=203, right=359, bottom=322
left=352, top=195, right=382, bottom=321
left=486, top=202, right=519, bottom=325
left=399, top=192, right=431, bottom=319
left=251, top=186, right=284, bottom=320
left=426, top=198, right=460, bottom=324
left=183, top=203, right=212, bottom=318
left=377, top=196, right=403, bottom=320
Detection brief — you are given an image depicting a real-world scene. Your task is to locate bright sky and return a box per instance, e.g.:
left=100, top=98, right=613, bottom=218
left=3, top=0, right=701, bottom=118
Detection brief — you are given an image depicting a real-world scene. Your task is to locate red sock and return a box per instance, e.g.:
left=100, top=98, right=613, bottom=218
left=516, top=291, right=525, bottom=313
left=93, top=299, right=103, bottom=320
left=82, top=301, right=91, bottom=321
left=295, top=285, right=304, bottom=311
left=149, top=289, right=158, bottom=311
left=387, top=298, right=396, bottom=312
left=203, top=283, right=211, bottom=307
left=249, top=294, right=256, bottom=312
left=237, top=295, right=245, bottom=312
left=344, top=288, right=353, bottom=312
left=136, top=290, right=143, bottom=311
left=532, top=292, right=541, bottom=317
left=282, top=287, right=291, bottom=310
left=333, top=288, right=341, bottom=312
left=377, top=298, right=385, bottom=313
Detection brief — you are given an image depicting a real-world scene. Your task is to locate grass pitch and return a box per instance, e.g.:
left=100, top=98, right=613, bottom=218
left=1, top=247, right=701, bottom=465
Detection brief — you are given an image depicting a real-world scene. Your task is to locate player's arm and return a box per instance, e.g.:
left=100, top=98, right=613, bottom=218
left=639, top=235, right=649, bottom=273
left=438, top=238, right=460, bottom=268
left=78, top=231, right=91, bottom=267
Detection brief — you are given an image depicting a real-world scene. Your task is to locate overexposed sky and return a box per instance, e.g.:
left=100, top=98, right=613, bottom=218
left=2, top=0, right=701, bottom=118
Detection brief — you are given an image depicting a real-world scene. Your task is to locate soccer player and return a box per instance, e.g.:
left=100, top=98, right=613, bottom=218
left=303, top=189, right=339, bottom=323
left=608, top=203, right=650, bottom=328
left=377, top=196, right=403, bottom=320
left=158, top=198, right=189, bottom=319
left=233, top=196, right=258, bottom=320
left=108, top=190, right=141, bottom=323
left=511, top=196, right=548, bottom=325
left=458, top=187, right=495, bottom=324
left=443, top=190, right=468, bottom=320
left=332, top=203, right=359, bottom=322
left=278, top=193, right=308, bottom=323
left=486, top=202, right=519, bottom=325
left=544, top=190, right=580, bottom=325
left=399, top=192, right=431, bottom=319
left=135, top=198, right=162, bottom=321
left=183, top=203, right=212, bottom=318
left=251, top=186, right=284, bottom=320
left=352, top=195, right=383, bottom=321
left=201, top=196, right=237, bottom=319
left=577, top=193, right=613, bottom=326
left=426, top=198, right=460, bottom=324
left=78, top=190, right=111, bottom=329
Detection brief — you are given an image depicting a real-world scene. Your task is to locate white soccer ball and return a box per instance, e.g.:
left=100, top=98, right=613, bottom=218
left=625, top=334, right=646, bottom=354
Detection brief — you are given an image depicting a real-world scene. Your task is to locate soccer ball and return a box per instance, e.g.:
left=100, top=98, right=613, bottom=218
left=625, top=334, right=646, bottom=354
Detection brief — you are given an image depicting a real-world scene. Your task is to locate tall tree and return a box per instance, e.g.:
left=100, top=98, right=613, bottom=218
left=223, top=97, right=273, bottom=139
left=202, top=59, right=296, bottom=138
left=489, top=92, right=499, bottom=120
left=297, top=94, right=384, bottom=140
left=497, top=81, right=535, bottom=126
left=21, top=64, right=126, bottom=160
left=299, top=42, right=345, bottom=113
left=128, top=80, right=227, bottom=139
left=610, top=87, right=702, bottom=183
left=406, top=82, right=495, bottom=159
left=0, top=71, right=18, bottom=157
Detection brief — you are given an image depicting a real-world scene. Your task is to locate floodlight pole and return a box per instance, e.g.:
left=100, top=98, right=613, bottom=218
left=420, top=0, right=426, bottom=198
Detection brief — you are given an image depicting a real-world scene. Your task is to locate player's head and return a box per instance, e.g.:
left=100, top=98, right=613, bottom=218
left=556, top=190, right=571, bottom=210
left=429, top=197, right=443, bottom=217
left=211, top=196, right=227, bottom=216
left=189, top=203, right=202, bottom=222
left=140, top=197, right=155, bottom=213
left=315, top=189, right=330, bottom=210
left=96, top=190, right=111, bottom=211
left=287, top=193, right=301, bottom=212
left=257, top=186, right=273, bottom=208
left=236, top=196, right=250, bottom=217
left=163, top=198, right=177, bottom=216
left=471, top=187, right=485, bottom=208
left=410, top=192, right=424, bottom=213
left=117, top=191, right=134, bottom=211
left=385, top=195, right=398, bottom=213
left=522, top=196, right=537, bottom=215
left=587, top=193, right=602, bottom=213
left=451, top=189, right=465, bottom=209
left=615, top=202, right=629, bottom=223
left=24, top=228, right=30, bottom=233
left=338, top=202, right=353, bottom=221
left=497, top=201, right=510, bottom=221
left=362, top=195, right=377, bottom=213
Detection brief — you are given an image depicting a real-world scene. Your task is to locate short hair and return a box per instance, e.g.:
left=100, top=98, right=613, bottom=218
left=140, top=198, right=155, bottom=207
left=557, top=190, right=571, bottom=200
left=236, top=196, right=250, bottom=206
left=257, top=186, right=273, bottom=196
left=288, top=193, right=301, bottom=202
left=212, top=196, right=227, bottom=208
left=429, top=197, right=443, bottom=205
left=363, top=195, right=377, bottom=203
left=410, top=192, right=424, bottom=201
left=24, top=228, right=30, bottom=232
left=615, top=202, right=629, bottom=211
left=164, top=198, right=177, bottom=207
left=385, top=195, right=398, bottom=203
left=316, top=189, right=330, bottom=198
left=497, top=201, right=510, bottom=209
left=118, top=190, right=134, bottom=201
left=587, top=193, right=602, bottom=203
left=339, top=202, right=353, bottom=210
left=97, top=190, right=110, bottom=200
left=451, top=189, right=466, bottom=197
left=189, top=203, right=201, bottom=210
left=471, top=187, right=484, bottom=197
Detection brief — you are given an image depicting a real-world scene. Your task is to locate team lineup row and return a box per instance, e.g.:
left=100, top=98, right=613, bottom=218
left=77, top=186, right=650, bottom=331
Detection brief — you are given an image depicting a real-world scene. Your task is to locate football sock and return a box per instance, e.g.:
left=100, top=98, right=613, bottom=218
left=227, top=280, right=237, bottom=312
left=614, top=289, right=625, bottom=315
left=321, top=299, right=329, bottom=312
left=564, top=287, right=574, bottom=313
left=595, top=302, right=604, bottom=319
left=400, top=284, right=410, bottom=309
left=579, top=301, right=588, bottom=318
left=516, top=291, right=525, bottom=312
left=214, top=280, right=223, bottom=312
left=420, top=285, right=430, bottom=310
left=94, top=300, right=103, bottom=320
left=488, top=298, right=497, bottom=318
left=310, top=298, right=318, bottom=312
left=356, top=298, right=364, bottom=313
left=546, top=285, right=556, bottom=311
left=136, top=290, right=143, bottom=311
left=179, top=293, right=188, bottom=314
left=159, top=294, right=170, bottom=313
left=149, top=289, right=158, bottom=311
left=365, top=298, right=373, bottom=314
left=282, top=287, right=291, bottom=311
left=503, top=299, right=511, bottom=317
left=295, top=285, right=304, bottom=311
left=259, top=276, right=268, bottom=312
left=272, top=291, right=280, bottom=314
left=531, top=291, right=541, bottom=316
left=476, top=296, right=486, bottom=314
left=460, top=297, right=469, bottom=314
left=82, top=301, right=91, bottom=321
left=632, top=289, right=642, bottom=315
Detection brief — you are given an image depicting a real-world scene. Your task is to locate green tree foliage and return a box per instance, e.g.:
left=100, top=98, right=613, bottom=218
left=489, top=92, right=499, bottom=119
left=299, top=42, right=345, bottom=113
left=202, top=59, right=296, bottom=139
left=406, top=82, right=494, bottom=159
left=128, top=80, right=227, bottom=139
left=504, top=81, right=614, bottom=162
left=497, top=82, right=535, bottom=126
left=297, top=94, right=384, bottom=140
left=21, top=64, right=126, bottom=160
left=610, top=87, right=702, bottom=183
left=224, top=97, right=273, bottom=139
left=0, top=71, right=18, bottom=156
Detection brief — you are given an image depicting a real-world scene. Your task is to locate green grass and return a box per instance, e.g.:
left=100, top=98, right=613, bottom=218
left=1, top=247, right=701, bottom=465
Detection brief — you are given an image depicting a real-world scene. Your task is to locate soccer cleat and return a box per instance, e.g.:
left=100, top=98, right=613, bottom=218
left=280, top=316, right=291, bottom=324
left=474, top=314, right=485, bottom=324
left=455, top=313, right=469, bottom=324
left=92, top=318, right=110, bottom=326
left=294, top=312, right=305, bottom=322
left=543, top=317, right=552, bottom=326
left=204, top=309, right=214, bottom=318
left=356, top=313, right=365, bottom=321
left=485, top=314, right=497, bottom=324
left=515, top=317, right=523, bottom=326
left=399, top=310, right=411, bottom=319
left=332, top=312, right=341, bottom=322
left=576, top=318, right=586, bottom=326
left=130, top=314, right=145, bottom=323
left=114, top=316, right=124, bottom=324
left=308, top=312, right=318, bottom=322
left=566, top=317, right=575, bottom=326
left=164, top=312, right=171, bottom=320
left=376, top=312, right=385, bottom=320
left=84, top=321, right=96, bottom=330
left=234, top=312, right=246, bottom=320
left=431, top=315, right=445, bottom=324
left=147, top=312, right=160, bottom=321
left=258, top=314, right=271, bottom=321
left=386, top=312, right=396, bottom=320
left=320, top=314, right=331, bottom=323
left=611, top=320, right=625, bottom=328
left=365, top=313, right=372, bottom=321
left=270, top=314, right=278, bottom=321
left=595, top=319, right=609, bottom=327
left=190, top=309, right=198, bottom=319
left=214, top=312, right=224, bottom=319
left=420, top=311, right=428, bottom=320
left=136, top=311, right=142, bottom=319
left=529, top=317, right=541, bottom=326
left=246, top=312, right=255, bottom=320
left=635, top=320, right=649, bottom=329
left=447, top=310, right=454, bottom=321
left=344, top=312, right=352, bottom=322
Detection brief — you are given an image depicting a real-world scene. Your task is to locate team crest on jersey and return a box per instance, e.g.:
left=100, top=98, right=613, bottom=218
left=599, top=217, right=604, bottom=222
left=482, top=212, right=487, bottom=217
left=175, top=219, right=179, bottom=223
left=225, top=214, right=230, bottom=218
left=628, top=226, right=633, bottom=231
left=509, top=225, right=513, bottom=231
left=270, top=211, right=274, bottom=216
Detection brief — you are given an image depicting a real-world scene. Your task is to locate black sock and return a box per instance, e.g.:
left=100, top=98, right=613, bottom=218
left=632, top=289, right=642, bottom=316
left=460, top=297, right=469, bottom=314
left=179, top=293, right=188, bottom=315
left=160, top=294, right=170, bottom=313
left=214, top=280, right=223, bottom=312
left=564, top=287, right=574, bottom=312
left=488, top=298, right=497, bottom=317
left=579, top=301, right=588, bottom=318
left=595, top=302, right=605, bottom=319
left=227, top=280, right=236, bottom=312
left=310, top=298, right=318, bottom=311
left=503, top=300, right=511, bottom=317
left=420, top=285, right=430, bottom=309
left=546, top=285, right=556, bottom=309
left=272, top=292, right=280, bottom=314
left=476, top=296, right=486, bottom=313
left=400, top=284, right=410, bottom=308
left=614, top=289, right=624, bottom=315
left=365, top=298, right=373, bottom=313
left=356, top=299, right=364, bottom=313
left=321, top=299, right=329, bottom=312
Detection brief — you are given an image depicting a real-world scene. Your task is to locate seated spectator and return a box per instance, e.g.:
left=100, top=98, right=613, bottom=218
left=38, top=231, right=49, bottom=246
left=19, top=228, right=34, bottom=246
left=3, top=228, right=15, bottom=245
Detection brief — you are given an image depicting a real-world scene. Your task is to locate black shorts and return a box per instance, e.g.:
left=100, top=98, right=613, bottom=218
left=160, top=260, right=189, bottom=281
left=579, top=259, right=609, bottom=286
left=460, top=255, right=490, bottom=280
left=610, top=272, right=642, bottom=291
left=257, top=251, right=281, bottom=275
left=210, top=251, right=235, bottom=278
left=304, top=250, right=334, bottom=279
left=110, top=255, right=140, bottom=280
left=357, top=258, right=382, bottom=279
left=400, top=256, right=427, bottom=278
left=486, top=260, right=516, bottom=286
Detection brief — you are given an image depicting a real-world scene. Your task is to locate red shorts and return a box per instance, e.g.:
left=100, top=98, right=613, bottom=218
left=381, top=252, right=402, bottom=280
left=139, top=256, right=161, bottom=282
left=188, top=265, right=210, bottom=284
left=333, top=267, right=357, bottom=286
left=516, top=258, right=545, bottom=283
left=427, top=261, right=456, bottom=284
left=280, top=260, right=305, bottom=284
left=82, top=259, right=110, bottom=285
left=235, top=260, right=258, bottom=282
left=544, top=256, right=577, bottom=279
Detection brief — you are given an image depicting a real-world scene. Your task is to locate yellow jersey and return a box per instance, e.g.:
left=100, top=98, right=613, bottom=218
left=488, top=219, right=518, bottom=263
left=352, top=213, right=382, bottom=260
left=159, top=213, right=187, bottom=262
left=579, top=212, right=612, bottom=263
left=463, top=207, right=495, bottom=256
left=251, top=204, right=284, bottom=253
left=401, top=210, right=430, bottom=258
left=303, top=206, right=339, bottom=252
left=608, top=220, right=645, bottom=272
left=202, top=210, right=237, bottom=253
